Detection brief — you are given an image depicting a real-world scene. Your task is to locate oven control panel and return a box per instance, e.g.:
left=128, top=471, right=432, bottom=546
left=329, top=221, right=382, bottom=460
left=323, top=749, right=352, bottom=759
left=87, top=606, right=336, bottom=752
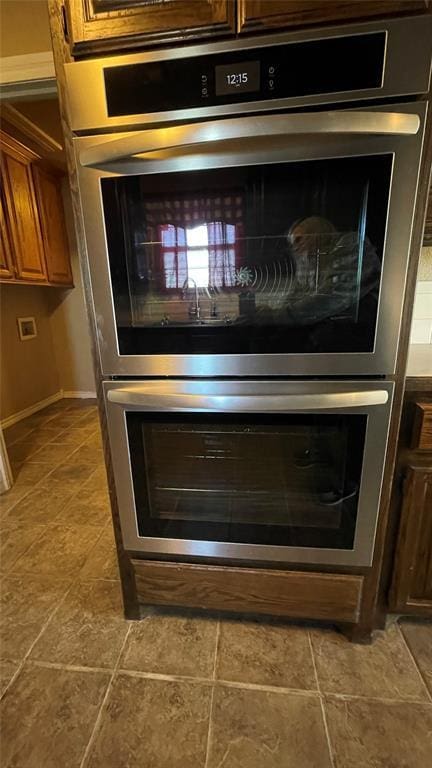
left=104, top=32, right=385, bottom=117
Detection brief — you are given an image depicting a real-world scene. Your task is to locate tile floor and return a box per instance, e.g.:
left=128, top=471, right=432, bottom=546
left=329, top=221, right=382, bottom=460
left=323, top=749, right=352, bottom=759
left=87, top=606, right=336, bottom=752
left=1, top=399, right=432, bottom=767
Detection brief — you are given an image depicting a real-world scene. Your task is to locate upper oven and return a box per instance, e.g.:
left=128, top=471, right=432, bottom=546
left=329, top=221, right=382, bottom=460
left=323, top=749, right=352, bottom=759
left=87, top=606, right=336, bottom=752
left=66, top=16, right=432, bottom=378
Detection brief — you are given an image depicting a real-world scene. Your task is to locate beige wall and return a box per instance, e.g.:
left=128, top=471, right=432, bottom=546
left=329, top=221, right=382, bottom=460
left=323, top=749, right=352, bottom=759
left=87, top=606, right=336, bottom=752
left=46, top=183, right=96, bottom=395
left=0, top=284, right=61, bottom=420
left=0, top=0, right=52, bottom=57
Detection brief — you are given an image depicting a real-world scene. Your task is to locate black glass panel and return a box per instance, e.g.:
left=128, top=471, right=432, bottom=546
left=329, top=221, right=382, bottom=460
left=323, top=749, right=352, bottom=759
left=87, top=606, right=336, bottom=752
left=127, top=412, right=367, bottom=551
left=105, top=33, right=385, bottom=115
left=102, top=154, right=392, bottom=356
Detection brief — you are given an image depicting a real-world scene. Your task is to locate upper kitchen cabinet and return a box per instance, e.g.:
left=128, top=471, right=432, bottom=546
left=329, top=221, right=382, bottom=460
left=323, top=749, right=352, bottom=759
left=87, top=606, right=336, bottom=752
left=0, top=133, right=47, bottom=283
left=64, top=0, right=236, bottom=56
left=0, top=131, right=73, bottom=287
left=237, top=1, right=430, bottom=34
left=32, top=166, right=73, bottom=285
left=0, top=189, right=14, bottom=281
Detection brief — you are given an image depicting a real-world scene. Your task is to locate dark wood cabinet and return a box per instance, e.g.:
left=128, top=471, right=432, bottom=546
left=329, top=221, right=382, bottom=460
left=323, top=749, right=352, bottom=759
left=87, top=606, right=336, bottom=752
left=65, top=0, right=236, bottom=56
left=32, top=166, right=73, bottom=285
left=238, top=1, right=430, bottom=34
left=389, top=389, right=432, bottom=617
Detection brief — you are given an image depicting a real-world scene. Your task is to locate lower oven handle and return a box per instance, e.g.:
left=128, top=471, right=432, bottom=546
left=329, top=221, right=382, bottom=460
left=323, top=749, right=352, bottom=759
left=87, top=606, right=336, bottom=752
left=106, top=389, right=388, bottom=411
left=80, top=111, right=419, bottom=168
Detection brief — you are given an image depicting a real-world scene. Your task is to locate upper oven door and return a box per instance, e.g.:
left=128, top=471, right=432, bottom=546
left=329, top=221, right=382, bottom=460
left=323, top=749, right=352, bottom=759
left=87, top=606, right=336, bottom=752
left=75, top=102, right=427, bottom=377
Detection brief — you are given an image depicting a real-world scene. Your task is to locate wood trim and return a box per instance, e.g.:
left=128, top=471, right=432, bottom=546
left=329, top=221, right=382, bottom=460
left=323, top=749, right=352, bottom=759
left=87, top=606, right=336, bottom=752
left=48, top=0, right=140, bottom=620
left=423, top=184, right=432, bottom=246
left=237, top=1, right=430, bottom=35
left=0, top=130, right=40, bottom=165
left=132, top=559, right=363, bottom=623
left=411, top=402, right=432, bottom=450
left=1, top=105, right=63, bottom=156
left=66, top=0, right=236, bottom=57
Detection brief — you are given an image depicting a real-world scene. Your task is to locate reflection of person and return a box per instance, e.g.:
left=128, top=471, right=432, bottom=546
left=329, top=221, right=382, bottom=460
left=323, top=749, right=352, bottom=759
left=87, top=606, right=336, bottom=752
left=286, top=215, right=380, bottom=325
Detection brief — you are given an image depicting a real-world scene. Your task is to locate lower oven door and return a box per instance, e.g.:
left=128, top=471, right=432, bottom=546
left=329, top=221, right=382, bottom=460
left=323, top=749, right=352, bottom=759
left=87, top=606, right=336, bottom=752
left=104, top=379, right=393, bottom=567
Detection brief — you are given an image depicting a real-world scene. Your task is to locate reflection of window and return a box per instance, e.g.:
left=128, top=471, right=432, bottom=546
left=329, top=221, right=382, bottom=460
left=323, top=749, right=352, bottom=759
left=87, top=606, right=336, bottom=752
left=159, top=222, right=239, bottom=290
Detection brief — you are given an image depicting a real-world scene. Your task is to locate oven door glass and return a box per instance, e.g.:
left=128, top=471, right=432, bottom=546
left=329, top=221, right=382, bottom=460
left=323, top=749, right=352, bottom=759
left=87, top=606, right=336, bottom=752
left=102, top=154, right=392, bottom=356
left=127, top=412, right=366, bottom=550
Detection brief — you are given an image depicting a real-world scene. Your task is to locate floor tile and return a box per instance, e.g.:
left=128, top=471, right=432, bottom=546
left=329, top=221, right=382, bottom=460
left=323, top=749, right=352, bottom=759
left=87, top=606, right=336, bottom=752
left=28, top=442, right=78, bottom=464
left=51, top=427, right=97, bottom=446
left=85, top=674, right=211, bottom=768
left=0, top=574, right=70, bottom=660
left=0, top=522, right=46, bottom=571
left=310, top=623, right=429, bottom=700
left=31, top=579, right=129, bottom=668
left=217, top=619, right=316, bottom=690
left=50, top=460, right=95, bottom=484
left=12, top=525, right=102, bottom=577
left=0, top=659, right=19, bottom=696
left=324, top=695, right=432, bottom=768
left=11, top=461, right=53, bottom=486
left=120, top=613, right=218, bottom=678
left=399, top=619, right=432, bottom=695
left=69, top=443, right=104, bottom=466
left=80, top=524, right=119, bottom=580
left=207, top=685, right=331, bottom=768
left=6, top=480, right=80, bottom=526
left=55, top=483, right=111, bottom=527
left=0, top=484, right=33, bottom=520
left=3, top=422, right=34, bottom=446
left=0, top=663, right=109, bottom=768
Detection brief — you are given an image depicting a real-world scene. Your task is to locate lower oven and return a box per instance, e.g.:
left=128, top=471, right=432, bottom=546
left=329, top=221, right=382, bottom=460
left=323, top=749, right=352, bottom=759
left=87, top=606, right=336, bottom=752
left=104, top=379, right=393, bottom=568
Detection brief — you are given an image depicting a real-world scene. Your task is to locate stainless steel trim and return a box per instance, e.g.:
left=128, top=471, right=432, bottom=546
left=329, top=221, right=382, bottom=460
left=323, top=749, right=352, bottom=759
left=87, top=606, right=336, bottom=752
left=80, top=112, right=419, bottom=168
left=65, top=15, right=432, bottom=132
left=73, top=100, right=427, bottom=377
left=107, top=387, right=388, bottom=411
left=104, top=379, right=394, bottom=568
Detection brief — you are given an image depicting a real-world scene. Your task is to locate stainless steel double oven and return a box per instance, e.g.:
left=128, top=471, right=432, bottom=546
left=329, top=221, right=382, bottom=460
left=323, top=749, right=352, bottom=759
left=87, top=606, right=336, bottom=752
left=66, top=15, right=431, bottom=568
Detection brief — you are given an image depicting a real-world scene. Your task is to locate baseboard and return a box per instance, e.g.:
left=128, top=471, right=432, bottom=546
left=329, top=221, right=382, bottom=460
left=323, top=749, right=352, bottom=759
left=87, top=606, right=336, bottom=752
left=62, top=391, right=97, bottom=399
left=0, top=391, right=63, bottom=429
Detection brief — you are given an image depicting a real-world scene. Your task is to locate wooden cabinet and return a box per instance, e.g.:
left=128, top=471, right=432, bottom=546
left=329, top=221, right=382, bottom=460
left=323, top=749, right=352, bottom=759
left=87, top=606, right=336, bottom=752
left=0, top=131, right=73, bottom=287
left=32, top=166, right=73, bottom=285
left=0, top=188, right=14, bottom=280
left=65, top=0, right=236, bottom=56
left=0, top=134, right=47, bottom=283
left=238, top=1, right=430, bottom=34
left=389, top=391, right=432, bottom=617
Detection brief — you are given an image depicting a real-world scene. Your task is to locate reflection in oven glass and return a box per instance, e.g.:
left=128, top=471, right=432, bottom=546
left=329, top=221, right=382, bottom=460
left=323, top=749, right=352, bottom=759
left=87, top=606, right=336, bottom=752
left=102, top=156, right=391, bottom=355
left=127, top=414, right=367, bottom=550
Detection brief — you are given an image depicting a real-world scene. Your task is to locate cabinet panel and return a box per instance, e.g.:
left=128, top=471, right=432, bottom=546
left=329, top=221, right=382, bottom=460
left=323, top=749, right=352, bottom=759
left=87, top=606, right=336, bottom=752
left=66, top=0, right=236, bottom=56
left=238, top=1, right=429, bottom=34
left=390, top=466, right=432, bottom=615
left=0, top=183, right=14, bottom=280
left=0, top=150, right=46, bottom=282
left=33, top=166, right=73, bottom=286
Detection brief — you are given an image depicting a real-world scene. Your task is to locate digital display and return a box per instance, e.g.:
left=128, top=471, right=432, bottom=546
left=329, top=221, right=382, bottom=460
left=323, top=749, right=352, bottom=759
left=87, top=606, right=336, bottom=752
left=215, top=60, right=260, bottom=96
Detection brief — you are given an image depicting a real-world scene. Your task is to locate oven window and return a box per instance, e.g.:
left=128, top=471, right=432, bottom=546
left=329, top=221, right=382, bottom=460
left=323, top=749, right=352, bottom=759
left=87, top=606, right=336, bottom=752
left=127, top=412, right=367, bottom=551
left=102, top=155, right=392, bottom=356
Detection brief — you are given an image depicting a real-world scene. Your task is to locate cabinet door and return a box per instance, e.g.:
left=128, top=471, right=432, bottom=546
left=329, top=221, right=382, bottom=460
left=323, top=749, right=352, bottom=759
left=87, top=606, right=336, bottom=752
left=238, top=1, right=429, bottom=34
left=0, top=143, right=47, bottom=283
left=390, top=466, right=432, bottom=616
left=66, top=0, right=236, bottom=56
left=33, top=166, right=73, bottom=286
left=0, top=182, right=14, bottom=280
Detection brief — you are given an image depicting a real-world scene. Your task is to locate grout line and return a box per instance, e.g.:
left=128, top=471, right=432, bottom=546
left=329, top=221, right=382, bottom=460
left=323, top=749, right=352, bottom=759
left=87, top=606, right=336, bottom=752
left=0, top=578, right=75, bottom=701
left=396, top=621, right=432, bottom=703
left=308, top=632, right=336, bottom=768
left=204, top=620, right=221, bottom=768
left=79, top=624, right=132, bottom=768
left=324, top=690, right=432, bottom=706
left=28, top=660, right=113, bottom=675
left=117, top=669, right=214, bottom=685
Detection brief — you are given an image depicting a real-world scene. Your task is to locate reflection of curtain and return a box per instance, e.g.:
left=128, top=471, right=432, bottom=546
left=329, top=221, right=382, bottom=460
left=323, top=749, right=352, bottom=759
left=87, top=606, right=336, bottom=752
left=144, top=193, right=243, bottom=228
left=158, top=225, right=187, bottom=289
left=208, top=221, right=238, bottom=288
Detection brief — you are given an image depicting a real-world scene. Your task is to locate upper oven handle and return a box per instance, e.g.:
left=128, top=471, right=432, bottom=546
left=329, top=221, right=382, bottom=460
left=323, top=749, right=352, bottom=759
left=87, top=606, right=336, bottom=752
left=80, top=111, right=420, bottom=168
left=107, top=388, right=388, bottom=411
